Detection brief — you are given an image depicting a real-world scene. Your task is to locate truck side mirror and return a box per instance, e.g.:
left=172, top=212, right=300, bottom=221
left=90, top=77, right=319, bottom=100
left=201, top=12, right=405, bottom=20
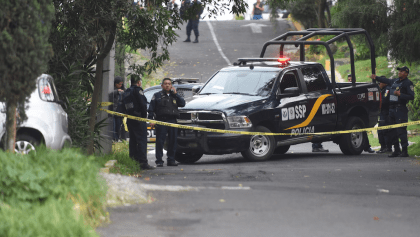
left=192, top=85, right=201, bottom=95
left=277, top=87, right=300, bottom=99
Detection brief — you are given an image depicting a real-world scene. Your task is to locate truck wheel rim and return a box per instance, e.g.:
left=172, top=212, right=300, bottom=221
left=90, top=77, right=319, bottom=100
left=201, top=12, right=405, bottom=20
left=249, top=135, right=270, bottom=157
left=15, top=141, right=36, bottom=154
left=350, top=125, right=363, bottom=148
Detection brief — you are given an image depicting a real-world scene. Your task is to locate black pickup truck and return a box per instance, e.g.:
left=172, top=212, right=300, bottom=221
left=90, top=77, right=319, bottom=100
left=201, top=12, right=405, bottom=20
left=174, top=29, right=380, bottom=163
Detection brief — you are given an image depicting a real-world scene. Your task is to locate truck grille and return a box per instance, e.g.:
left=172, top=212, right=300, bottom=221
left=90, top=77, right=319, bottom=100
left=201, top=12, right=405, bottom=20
left=178, top=111, right=225, bottom=130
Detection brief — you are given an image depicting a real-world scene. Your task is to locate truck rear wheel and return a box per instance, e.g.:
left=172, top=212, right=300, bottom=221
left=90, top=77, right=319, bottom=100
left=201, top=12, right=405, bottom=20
left=175, top=152, right=203, bottom=164
left=339, top=117, right=365, bottom=155
left=241, top=126, right=275, bottom=161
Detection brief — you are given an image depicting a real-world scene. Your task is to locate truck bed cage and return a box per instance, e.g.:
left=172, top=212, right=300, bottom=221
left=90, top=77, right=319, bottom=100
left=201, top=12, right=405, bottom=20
left=171, top=78, right=200, bottom=84
left=259, top=28, right=376, bottom=88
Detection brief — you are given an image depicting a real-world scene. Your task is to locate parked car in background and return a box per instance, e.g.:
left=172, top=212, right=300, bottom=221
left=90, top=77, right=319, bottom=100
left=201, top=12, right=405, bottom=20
left=262, top=4, right=289, bottom=20
left=0, top=74, right=72, bottom=154
left=143, top=78, right=203, bottom=143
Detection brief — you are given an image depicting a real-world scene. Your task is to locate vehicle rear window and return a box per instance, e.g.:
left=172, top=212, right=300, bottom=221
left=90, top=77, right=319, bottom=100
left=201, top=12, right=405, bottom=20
left=301, top=66, right=328, bottom=93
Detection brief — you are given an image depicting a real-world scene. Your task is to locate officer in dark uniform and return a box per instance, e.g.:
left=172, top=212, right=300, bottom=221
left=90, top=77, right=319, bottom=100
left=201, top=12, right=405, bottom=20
left=148, top=78, right=186, bottom=167
left=123, top=75, right=154, bottom=170
left=376, top=80, right=392, bottom=153
left=371, top=66, right=415, bottom=157
left=183, top=0, right=203, bottom=43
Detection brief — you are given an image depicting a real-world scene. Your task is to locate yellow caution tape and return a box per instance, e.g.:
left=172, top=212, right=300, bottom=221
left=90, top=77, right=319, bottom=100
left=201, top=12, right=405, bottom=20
left=99, top=108, right=420, bottom=136
left=98, top=102, right=114, bottom=107
left=123, top=117, right=128, bottom=132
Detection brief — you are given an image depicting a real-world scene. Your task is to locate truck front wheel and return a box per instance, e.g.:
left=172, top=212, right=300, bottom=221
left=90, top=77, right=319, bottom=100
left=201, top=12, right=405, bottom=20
left=175, top=152, right=203, bottom=164
left=241, top=126, right=275, bottom=161
left=339, top=117, right=365, bottom=155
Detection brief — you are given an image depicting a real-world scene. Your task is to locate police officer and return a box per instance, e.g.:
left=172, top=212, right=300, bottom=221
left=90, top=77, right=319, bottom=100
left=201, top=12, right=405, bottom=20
left=348, top=74, right=375, bottom=153
left=183, top=0, right=203, bottom=43
left=370, top=66, right=415, bottom=157
left=148, top=78, right=186, bottom=167
left=376, top=80, right=392, bottom=153
left=123, top=75, right=154, bottom=170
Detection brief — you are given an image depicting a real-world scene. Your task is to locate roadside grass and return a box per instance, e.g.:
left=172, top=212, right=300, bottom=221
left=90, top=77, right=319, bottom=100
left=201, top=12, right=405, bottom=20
left=108, top=140, right=142, bottom=176
left=0, top=147, right=109, bottom=237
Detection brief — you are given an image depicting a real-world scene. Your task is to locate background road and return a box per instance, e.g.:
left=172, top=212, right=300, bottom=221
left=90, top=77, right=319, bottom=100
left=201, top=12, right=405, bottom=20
left=98, top=20, right=420, bottom=237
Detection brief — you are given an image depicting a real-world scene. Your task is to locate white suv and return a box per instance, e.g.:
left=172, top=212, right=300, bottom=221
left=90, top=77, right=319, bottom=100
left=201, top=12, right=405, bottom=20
left=0, top=74, right=72, bottom=154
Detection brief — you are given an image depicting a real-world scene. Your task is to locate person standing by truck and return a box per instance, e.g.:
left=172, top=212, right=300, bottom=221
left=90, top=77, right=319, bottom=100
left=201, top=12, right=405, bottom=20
left=371, top=66, right=415, bottom=157
left=376, top=80, right=392, bottom=153
left=148, top=78, right=186, bottom=167
left=123, top=75, right=154, bottom=170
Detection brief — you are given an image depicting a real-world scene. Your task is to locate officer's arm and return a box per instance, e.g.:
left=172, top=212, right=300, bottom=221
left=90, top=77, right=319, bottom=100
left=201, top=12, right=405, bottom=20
left=375, top=76, right=394, bottom=85
left=139, top=95, right=148, bottom=118
left=148, top=94, right=157, bottom=119
left=175, top=93, right=186, bottom=107
left=400, top=82, right=415, bottom=101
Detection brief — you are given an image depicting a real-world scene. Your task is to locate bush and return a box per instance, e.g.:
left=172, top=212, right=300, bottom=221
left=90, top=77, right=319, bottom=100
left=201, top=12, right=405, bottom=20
left=0, top=147, right=108, bottom=235
left=408, top=81, right=420, bottom=121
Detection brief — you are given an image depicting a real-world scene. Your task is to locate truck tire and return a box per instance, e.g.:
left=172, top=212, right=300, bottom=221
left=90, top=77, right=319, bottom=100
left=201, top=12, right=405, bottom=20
left=175, top=152, right=203, bottom=164
left=339, top=117, right=365, bottom=155
left=241, top=126, right=276, bottom=161
left=274, top=145, right=290, bottom=154
left=15, top=134, right=39, bottom=154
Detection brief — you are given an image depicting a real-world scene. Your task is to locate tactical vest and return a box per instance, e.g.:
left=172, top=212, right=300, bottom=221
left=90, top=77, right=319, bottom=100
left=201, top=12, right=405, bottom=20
left=389, top=79, right=408, bottom=105
left=122, top=87, right=138, bottom=115
left=155, top=92, right=180, bottom=118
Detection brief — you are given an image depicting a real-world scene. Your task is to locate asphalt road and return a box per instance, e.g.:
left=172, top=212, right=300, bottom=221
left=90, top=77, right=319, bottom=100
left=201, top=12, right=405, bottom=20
left=97, top=20, right=420, bottom=237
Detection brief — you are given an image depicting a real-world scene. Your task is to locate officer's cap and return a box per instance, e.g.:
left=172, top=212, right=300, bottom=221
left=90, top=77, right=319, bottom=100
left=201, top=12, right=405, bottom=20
left=397, top=66, right=409, bottom=74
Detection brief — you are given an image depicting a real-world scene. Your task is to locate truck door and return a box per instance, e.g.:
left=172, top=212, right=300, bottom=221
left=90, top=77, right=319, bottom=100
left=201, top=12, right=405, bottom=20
left=275, top=69, right=311, bottom=138
left=298, top=65, right=337, bottom=133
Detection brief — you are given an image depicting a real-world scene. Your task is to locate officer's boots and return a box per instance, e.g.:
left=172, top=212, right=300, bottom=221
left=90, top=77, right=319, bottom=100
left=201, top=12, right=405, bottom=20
left=376, top=146, right=387, bottom=153
left=193, top=36, right=199, bottom=43
left=388, top=144, right=401, bottom=157
left=184, top=35, right=191, bottom=42
left=399, top=147, right=409, bottom=157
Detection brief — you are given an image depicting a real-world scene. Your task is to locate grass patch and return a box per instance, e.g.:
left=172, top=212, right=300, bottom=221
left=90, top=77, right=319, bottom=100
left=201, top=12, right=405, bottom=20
left=337, top=56, right=393, bottom=82
left=0, top=147, right=109, bottom=236
left=108, top=141, right=142, bottom=176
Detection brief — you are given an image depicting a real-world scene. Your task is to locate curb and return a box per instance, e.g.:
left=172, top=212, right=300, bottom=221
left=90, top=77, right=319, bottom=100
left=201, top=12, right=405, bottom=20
left=100, top=160, right=118, bottom=173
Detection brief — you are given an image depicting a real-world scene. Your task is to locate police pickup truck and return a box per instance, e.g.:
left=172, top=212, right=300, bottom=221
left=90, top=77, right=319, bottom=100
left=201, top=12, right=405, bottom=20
left=174, top=29, right=380, bottom=163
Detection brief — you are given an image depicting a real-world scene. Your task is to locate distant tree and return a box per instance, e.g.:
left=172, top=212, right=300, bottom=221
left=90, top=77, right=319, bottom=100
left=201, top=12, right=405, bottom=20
left=266, top=0, right=331, bottom=28
left=332, top=0, right=389, bottom=58
left=0, top=0, right=54, bottom=152
left=333, top=0, right=420, bottom=63
left=388, top=0, right=420, bottom=64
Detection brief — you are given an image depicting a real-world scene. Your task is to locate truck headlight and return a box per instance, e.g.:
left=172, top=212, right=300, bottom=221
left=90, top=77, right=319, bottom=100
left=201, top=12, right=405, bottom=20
left=227, top=116, right=252, bottom=128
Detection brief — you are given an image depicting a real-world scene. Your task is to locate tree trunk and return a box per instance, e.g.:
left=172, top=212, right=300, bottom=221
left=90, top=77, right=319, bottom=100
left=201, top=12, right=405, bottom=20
left=325, top=1, right=331, bottom=27
left=87, top=57, right=104, bottom=155
left=5, top=100, right=17, bottom=153
left=317, top=0, right=327, bottom=28
left=86, top=23, right=117, bottom=155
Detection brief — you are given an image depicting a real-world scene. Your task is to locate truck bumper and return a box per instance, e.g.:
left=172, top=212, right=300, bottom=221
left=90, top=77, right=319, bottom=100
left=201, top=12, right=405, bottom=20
left=177, top=130, right=250, bottom=155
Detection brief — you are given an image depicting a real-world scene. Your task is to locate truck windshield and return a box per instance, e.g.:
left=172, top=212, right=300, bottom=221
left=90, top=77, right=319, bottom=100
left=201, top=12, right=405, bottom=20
left=199, top=71, right=278, bottom=97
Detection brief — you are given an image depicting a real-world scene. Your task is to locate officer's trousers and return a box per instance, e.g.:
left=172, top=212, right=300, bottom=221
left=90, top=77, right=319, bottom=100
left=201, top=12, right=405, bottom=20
left=127, top=119, right=148, bottom=165
left=389, top=106, right=409, bottom=149
left=186, top=19, right=199, bottom=37
left=155, top=119, right=178, bottom=164
left=378, top=113, right=391, bottom=148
